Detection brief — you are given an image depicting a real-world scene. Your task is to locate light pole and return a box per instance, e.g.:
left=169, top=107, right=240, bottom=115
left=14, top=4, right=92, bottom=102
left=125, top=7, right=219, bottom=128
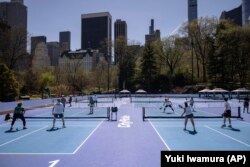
left=107, top=54, right=110, bottom=91
left=191, top=39, right=194, bottom=85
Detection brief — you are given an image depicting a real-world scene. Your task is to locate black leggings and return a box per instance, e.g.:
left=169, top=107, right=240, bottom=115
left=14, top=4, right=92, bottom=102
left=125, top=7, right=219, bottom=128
left=11, top=114, right=26, bottom=126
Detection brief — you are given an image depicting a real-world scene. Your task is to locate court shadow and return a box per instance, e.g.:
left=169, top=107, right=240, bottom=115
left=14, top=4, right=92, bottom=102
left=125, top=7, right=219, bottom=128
left=5, top=129, right=18, bottom=133
left=46, top=127, right=61, bottom=132
left=185, top=129, right=198, bottom=135
left=223, top=127, right=241, bottom=132
left=165, top=112, right=174, bottom=115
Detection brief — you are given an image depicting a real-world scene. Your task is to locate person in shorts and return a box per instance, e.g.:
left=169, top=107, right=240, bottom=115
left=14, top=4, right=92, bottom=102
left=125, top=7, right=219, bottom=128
left=181, top=102, right=196, bottom=133
left=221, top=98, right=232, bottom=128
left=160, top=97, right=174, bottom=113
left=9, top=102, right=27, bottom=130
left=52, top=98, right=66, bottom=128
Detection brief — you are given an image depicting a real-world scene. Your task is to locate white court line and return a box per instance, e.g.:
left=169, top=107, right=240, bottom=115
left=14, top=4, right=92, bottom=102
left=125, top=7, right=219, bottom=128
left=0, top=126, right=48, bottom=147
left=205, top=125, right=250, bottom=147
left=149, top=120, right=171, bottom=151
left=0, top=122, right=105, bottom=155
left=72, top=120, right=104, bottom=154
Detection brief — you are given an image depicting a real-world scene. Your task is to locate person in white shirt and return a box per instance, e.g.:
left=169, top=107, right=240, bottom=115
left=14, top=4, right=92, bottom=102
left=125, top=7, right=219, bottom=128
left=160, top=97, right=174, bottom=113
left=181, top=102, right=196, bottom=133
left=52, top=98, right=66, bottom=129
left=221, top=98, right=232, bottom=128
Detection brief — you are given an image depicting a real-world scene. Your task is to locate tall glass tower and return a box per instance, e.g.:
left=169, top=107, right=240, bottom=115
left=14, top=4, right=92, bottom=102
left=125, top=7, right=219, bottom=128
left=81, top=12, right=112, bottom=63
left=188, top=0, right=198, bottom=22
left=114, top=19, right=127, bottom=64
left=242, top=0, right=250, bottom=26
left=59, top=31, right=71, bottom=52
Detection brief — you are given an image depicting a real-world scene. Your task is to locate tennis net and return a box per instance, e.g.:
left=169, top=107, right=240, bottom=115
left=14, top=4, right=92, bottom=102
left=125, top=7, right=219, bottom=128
left=25, top=107, right=111, bottom=120
left=142, top=106, right=243, bottom=121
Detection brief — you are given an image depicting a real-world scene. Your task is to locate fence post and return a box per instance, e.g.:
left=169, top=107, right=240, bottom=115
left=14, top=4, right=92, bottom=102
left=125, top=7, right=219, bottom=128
left=142, top=107, right=145, bottom=121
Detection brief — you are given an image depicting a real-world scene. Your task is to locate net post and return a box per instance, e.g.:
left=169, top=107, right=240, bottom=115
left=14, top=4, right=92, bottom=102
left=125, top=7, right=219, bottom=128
left=107, top=107, right=110, bottom=121
left=142, top=107, right=145, bottom=121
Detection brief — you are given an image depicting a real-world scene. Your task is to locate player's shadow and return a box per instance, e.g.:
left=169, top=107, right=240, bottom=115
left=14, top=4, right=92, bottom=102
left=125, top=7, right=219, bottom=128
left=224, top=127, right=241, bottom=132
left=5, top=129, right=19, bottom=133
left=46, top=127, right=61, bottom=132
left=185, top=129, right=198, bottom=135
left=165, top=112, right=174, bottom=115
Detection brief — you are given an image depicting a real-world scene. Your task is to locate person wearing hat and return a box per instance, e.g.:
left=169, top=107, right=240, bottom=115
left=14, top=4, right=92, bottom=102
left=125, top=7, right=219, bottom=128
left=10, top=102, right=27, bottom=130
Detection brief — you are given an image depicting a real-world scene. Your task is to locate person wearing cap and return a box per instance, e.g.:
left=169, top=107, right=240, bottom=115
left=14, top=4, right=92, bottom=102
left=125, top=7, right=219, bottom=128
left=10, top=102, right=27, bottom=130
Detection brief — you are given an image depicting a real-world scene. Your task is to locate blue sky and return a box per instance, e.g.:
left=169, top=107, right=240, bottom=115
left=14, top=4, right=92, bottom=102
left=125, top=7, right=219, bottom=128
left=24, top=0, right=241, bottom=50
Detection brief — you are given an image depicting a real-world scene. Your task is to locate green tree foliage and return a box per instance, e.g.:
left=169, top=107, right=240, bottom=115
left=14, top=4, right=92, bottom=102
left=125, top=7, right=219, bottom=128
left=0, top=63, right=19, bottom=101
left=20, top=69, right=39, bottom=94
left=162, top=35, right=185, bottom=76
left=209, top=20, right=250, bottom=87
left=39, top=71, right=54, bottom=98
left=115, top=37, right=136, bottom=91
left=186, top=17, right=218, bottom=82
left=140, top=44, right=158, bottom=92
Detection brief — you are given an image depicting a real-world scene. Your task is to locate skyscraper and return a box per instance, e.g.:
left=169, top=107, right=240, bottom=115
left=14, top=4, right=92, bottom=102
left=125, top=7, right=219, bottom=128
left=59, top=31, right=71, bottom=53
left=188, top=0, right=198, bottom=22
left=11, top=0, right=24, bottom=4
left=114, top=19, right=127, bottom=64
left=242, top=0, right=250, bottom=26
left=145, top=19, right=161, bottom=44
left=220, top=5, right=242, bottom=26
left=47, top=42, right=60, bottom=66
left=31, top=36, right=47, bottom=57
left=0, top=0, right=27, bottom=29
left=0, top=0, right=27, bottom=69
left=81, top=12, right=112, bottom=62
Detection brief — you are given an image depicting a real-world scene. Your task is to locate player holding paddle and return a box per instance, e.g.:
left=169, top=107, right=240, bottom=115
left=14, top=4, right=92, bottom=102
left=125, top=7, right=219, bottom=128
left=221, top=98, right=232, bottom=128
left=9, top=102, right=27, bottom=131
left=180, top=102, right=196, bottom=133
left=160, top=97, right=174, bottom=113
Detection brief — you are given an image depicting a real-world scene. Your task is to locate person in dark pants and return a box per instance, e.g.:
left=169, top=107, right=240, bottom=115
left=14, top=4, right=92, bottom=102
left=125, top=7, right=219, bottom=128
left=61, top=95, right=66, bottom=108
left=69, top=95, right=72, bottom=107
left=243, top=95, right=249, bottom=113
left=89, top=96, right=95, bottom=114
left=10, top=102, right=27, bottom=130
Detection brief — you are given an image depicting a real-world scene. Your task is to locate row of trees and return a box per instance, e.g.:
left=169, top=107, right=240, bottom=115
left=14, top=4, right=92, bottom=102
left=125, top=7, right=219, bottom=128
left=1, top=17, right=250, bottom=101
left=116, top=17, right=250, bottom=92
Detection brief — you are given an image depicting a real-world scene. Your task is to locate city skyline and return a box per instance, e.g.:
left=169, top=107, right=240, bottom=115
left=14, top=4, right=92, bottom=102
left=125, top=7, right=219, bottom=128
left=22, top=0, right=242, bottom=50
